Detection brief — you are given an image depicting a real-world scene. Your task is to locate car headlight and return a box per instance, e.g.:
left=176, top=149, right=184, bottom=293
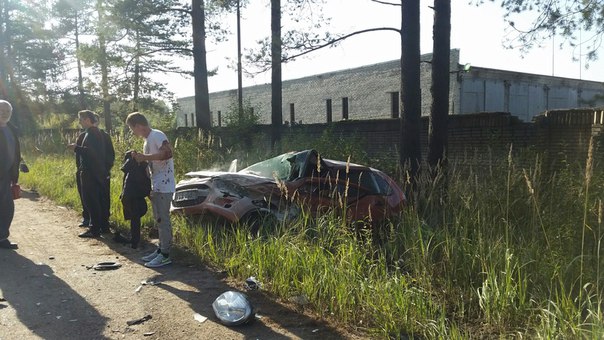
left=212, top=291, right=255, bottom=326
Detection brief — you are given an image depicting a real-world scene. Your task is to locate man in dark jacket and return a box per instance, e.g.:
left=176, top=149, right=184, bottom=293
left=68, top=110, right=107, bottom=238
left=93, top=113, right=115, bottom=234
left=0, top=99, right=21, bottom=249
left=75, top=129, right=90, bottom=227
left=75, top=114, right=115, bottom=232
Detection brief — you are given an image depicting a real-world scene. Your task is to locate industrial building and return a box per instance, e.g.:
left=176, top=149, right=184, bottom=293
left=176, top=49, right=604, bottom=127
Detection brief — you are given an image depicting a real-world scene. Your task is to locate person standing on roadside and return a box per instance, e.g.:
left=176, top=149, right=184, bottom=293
left=0, top=100, right=21, bottom=249
left=68, top=110, right=106, bottom=238
left=74, top=125, right=90, bottom=228
left=93, top=113, right=115, bottom=234
left=126, top=112, right=174, bottom=268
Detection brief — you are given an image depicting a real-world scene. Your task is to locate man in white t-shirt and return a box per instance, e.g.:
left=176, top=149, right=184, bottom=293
left=126, top=112, right=175, bottom=268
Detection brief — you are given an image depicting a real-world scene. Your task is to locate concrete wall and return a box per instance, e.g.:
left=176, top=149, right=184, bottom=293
left=176, top=50, right=604, bottom=127
left=459, top=68, right=604, bottom=122
left=177, top=50, right=462, bottom=127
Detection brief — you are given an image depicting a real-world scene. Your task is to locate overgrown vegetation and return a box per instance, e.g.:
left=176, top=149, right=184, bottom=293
left=17, top=129, right=604, bottom=338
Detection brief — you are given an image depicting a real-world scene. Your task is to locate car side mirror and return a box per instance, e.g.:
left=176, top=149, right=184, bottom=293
left=19, top=162, right=29, bottom=173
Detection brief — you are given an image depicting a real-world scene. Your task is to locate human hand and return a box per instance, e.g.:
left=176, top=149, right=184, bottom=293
left=11, top=183, right=21, bottom=200
left=67, top=143, right=76, bottom=151
left=132, top=151, right=145, bottom=162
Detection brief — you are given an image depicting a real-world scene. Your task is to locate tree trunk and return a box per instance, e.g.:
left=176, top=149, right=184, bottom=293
left=75, top=12, right=85, bottom=110
left=192, top=0, right=211, bottom=130
left=97, top=0, right=111, bottom=132
left=0, top=0, right=26, bottom=130
left=399, top=0, right=422, bottom=189
left=0, top=0, right=8, bottom=98
left=270, top=0, right=282, bottom=151
left=99, top=35, right=111, bottom=131
left=427, top=0, right=451, bottom=226
left=133, top=28, right=140, bottom=112
left=428, top=0, right=450, bottom=168
left=236, top=0, right=243, bottom=119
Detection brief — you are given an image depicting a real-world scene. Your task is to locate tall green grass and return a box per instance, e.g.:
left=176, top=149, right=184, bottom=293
left=17, top=130, right=604, bottom=338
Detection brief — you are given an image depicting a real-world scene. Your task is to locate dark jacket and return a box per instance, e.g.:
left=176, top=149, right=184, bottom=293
left=77, top=128, right=114, bottom=174
left=75, top=131, right=85, bottom=170
left=0, top=122, right=21, bottom=183
left=120, top=151, right=151, bottom=220
left=100, top=129, right=115, bottom=173
left=74, top=126, right=107, bottom=183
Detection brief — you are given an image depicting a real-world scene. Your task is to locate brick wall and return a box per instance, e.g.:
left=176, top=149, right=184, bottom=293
left=197, top=109, right=604, bottom=173
left=43, top=110, right=604, bottom=174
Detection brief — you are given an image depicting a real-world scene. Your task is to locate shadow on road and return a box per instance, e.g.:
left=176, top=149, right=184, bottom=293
left=101, top=238, right=353, bottom=339
left=0, top=250, right=109, bottom=339
left=144, top=269, right=349, bottom=340
left=20, top=188, right=40, bottom=202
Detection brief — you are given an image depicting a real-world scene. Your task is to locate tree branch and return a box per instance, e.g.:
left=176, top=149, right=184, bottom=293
left=168, top=7, right=192, bottom=16
left=282, top=27, right=401, bottom=62
left=369, top=0, right=401, bottom=6
left=123, top=47, right=192, bottom=73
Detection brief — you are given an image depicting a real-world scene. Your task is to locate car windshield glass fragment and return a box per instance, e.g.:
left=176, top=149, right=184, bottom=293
left=239, top=152, right=294, bottom=180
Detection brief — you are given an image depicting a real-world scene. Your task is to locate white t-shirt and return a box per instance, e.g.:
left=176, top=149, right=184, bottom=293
left=143, top=129, right=175, bottom=193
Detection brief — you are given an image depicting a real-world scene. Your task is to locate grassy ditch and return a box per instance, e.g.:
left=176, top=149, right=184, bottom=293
left=17, top=131, right=604, bottom=338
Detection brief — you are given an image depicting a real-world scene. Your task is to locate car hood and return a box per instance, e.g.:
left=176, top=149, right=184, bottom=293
left=178, top=171, right=277, bottom=194
left=185, top=170, right=234, bottom=178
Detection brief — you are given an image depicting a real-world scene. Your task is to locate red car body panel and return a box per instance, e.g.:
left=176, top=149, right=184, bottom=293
left=171, top=150, right=405, bottom=225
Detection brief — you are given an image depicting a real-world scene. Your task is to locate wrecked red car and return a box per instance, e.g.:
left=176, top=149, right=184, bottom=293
left=170, top=150, right=405, bottom=229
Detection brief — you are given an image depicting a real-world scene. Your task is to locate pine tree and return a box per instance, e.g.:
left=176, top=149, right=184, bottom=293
left=0, top=0, right=62, bottom=130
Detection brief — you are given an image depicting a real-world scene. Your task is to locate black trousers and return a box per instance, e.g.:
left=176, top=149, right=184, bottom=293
left=80, top=171, right=103, bottom=234
left=76, top=171, right=90, bottom=223
left=130, top=217, right=141, bottom=246
left=100, top=176, right=110, bottom=231
left=0, top=177, right=14, bottom=240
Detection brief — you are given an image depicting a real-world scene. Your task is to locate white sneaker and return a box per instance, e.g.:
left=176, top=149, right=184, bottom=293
left=144, top=253, right=172, bottom=268
left=141, top=249, right=160, bottom=262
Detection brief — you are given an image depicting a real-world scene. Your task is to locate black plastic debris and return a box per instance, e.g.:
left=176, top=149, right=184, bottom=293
left=92, top=262, right=122, bottom=270
left=127, top=314, right=152, bottom=326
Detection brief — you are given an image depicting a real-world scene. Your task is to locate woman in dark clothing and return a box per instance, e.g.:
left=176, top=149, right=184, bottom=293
left=120, top=150, right=151, bottom=248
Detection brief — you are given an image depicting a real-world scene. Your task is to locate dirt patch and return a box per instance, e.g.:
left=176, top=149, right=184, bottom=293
left=0, top=190, right=367, bottom=339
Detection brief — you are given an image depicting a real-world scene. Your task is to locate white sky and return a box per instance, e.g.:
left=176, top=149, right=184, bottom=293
left=164, top=0, right=604, bottom=99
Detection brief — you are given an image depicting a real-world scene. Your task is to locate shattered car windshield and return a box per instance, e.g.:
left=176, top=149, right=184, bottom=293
left=239, top=152, right=295, bottom=180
